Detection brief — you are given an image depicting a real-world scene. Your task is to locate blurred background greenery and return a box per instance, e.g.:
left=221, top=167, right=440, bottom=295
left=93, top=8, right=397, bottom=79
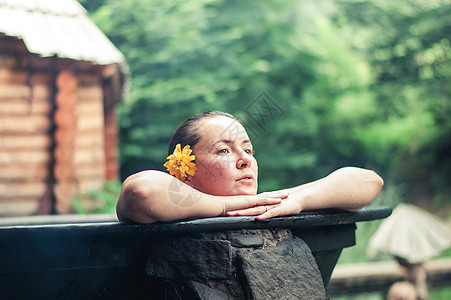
left=79, top=0, right=450, bottom=213
left=76, top=0, right=451, bottom=297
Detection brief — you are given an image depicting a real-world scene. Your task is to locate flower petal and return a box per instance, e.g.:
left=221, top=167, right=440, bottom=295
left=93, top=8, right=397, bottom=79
left=164, top=144, right=197, bottom=181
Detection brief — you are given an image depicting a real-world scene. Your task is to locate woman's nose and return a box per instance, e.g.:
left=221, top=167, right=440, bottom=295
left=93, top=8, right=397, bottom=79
left=236, top=150, right=252, bottom=169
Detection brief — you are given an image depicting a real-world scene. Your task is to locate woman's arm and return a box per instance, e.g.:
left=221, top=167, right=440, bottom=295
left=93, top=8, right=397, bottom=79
left=227, top=167, right=384, bottom=220
left=116, top=170, right=287, bottom=223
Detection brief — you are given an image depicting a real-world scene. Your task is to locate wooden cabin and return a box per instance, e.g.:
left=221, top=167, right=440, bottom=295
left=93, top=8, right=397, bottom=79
left=0, top=0, right=127, bottom=216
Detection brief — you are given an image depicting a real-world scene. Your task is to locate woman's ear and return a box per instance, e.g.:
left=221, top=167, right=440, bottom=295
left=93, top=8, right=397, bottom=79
left=184, top=176, right=194, bottom=188
left=185, top=175, right=202, bottom=192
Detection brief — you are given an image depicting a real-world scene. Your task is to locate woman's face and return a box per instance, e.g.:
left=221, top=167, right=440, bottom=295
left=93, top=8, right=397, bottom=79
left=188, top=116, right=258, bottom=196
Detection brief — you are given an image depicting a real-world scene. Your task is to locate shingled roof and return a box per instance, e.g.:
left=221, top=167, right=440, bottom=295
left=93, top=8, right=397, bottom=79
left=0, top=0, right=125, bottom=65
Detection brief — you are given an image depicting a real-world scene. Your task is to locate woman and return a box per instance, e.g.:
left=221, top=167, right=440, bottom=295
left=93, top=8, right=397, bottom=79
left=116, top=111, right=384, bottom=223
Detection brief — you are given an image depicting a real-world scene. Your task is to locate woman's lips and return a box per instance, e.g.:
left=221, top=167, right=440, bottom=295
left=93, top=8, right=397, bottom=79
left=236, top=174, right=254, bottom=183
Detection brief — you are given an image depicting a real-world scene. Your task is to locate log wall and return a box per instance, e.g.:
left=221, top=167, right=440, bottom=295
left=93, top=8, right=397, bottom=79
left=73, top=72, right=106, bottom=210
left=51, top=66, right=108, bottom=213
left=0, top=36, right=121, bottom=216
left=0, top=49, right=52, bottom=216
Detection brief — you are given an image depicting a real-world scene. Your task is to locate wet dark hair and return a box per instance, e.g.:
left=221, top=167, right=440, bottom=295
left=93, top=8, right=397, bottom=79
left=168, top=111, right=236, bottom=155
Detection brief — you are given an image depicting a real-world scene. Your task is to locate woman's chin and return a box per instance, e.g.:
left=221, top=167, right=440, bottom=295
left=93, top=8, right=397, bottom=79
left=232, top=188, right=258, bottom=196
left=207, top=185, right=258, bottom=196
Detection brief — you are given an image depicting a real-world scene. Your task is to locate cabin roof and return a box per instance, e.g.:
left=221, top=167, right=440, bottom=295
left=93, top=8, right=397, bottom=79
left=0, top=0, right=125, bottom=65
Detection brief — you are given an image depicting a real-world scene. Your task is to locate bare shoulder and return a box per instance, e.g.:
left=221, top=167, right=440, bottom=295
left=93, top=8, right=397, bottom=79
left=116, top=170, right=169, bottom=223
left=123, top=170, right=168, bottom=184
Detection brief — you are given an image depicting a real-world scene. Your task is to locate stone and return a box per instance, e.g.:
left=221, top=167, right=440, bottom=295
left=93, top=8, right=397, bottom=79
left=187, top=281, right=229, bottom=300
left=146, top=238, right=232, bottom=281
left=238, top=237, right=328, bottom=299
left=227, top=233, right=264, bottom=248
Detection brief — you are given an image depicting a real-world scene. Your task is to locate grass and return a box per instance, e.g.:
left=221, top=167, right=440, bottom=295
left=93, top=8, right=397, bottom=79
left=429, top=286, right=451, bottom=299
left=330, top=287, right=451, bottom=300
left=331, top=287, right=451, bottom=300
left=331, top=293, right=383, bottom=300
left=337, top=218, right=384, bottom=264
left=72, top=181, right=121, bottom=214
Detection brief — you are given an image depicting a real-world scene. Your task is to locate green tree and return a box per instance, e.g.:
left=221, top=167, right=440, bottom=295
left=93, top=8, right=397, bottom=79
left=80, top=0, right=451, bottom=208
left=336, top=0, right=451, bottom=206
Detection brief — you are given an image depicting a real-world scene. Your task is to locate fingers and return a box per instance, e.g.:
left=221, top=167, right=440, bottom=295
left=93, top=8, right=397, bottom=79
left=255, top=196, right=283, bottom=205
left=258, top=191, right=289, bottom=199
left=254, top=204, right=285, bottom=220
left=227, top=207, right=262, bottom=216
left=227, top=207, right=255, bottom=216
left=255, top=207, right=281, bottom=220
left=251, top=191, right=288, bottom=207
left=256, top=201, right=302, bottom=220
left=227, top=204, right=279, bottom=216
left=225, top=192, right=288, bottom=216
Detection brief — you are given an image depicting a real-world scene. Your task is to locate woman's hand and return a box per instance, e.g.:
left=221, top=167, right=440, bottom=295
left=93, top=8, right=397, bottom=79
left=227, top=167, right=384, bottom=220
left=254, top=198, right=302, bottom=220
left=222, top=191, right=289, bottom=216
left=226, top=191, right=296, bottom=219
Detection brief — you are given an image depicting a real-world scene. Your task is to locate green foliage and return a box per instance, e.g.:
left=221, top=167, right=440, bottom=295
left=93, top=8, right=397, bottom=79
left=331, top=287, right=451, bottom=300
left=75, top=6, right=451, bottom=298
left=79, top=0, right=451, bottom=207
left=429, top=287, right=451, bottom=300
left=72, top=182, right=122, bottom=214
left=338, top=0, right=451, bottom=202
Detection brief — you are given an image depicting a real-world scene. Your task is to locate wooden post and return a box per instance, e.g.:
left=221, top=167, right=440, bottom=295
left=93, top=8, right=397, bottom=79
left=53, top=69, right=77, bottom=213
left=104, top=112, right=119, bottom=181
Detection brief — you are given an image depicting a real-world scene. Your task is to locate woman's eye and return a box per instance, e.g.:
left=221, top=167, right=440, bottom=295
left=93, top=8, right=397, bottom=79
left=218, top=148, right=229, bottom=154
left=244, top=149, right=254, bottom=155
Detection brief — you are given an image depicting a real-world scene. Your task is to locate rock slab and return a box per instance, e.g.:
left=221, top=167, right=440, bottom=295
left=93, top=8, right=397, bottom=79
left=239, top=237, right=328, bottom=299
left=146, top=230, right=328, bottom=299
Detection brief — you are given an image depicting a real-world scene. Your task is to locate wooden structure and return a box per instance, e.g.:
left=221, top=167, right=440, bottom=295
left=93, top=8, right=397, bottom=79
left=0, top=0, right=127, bottom=216
left=328, top=258, right=451, bottom=296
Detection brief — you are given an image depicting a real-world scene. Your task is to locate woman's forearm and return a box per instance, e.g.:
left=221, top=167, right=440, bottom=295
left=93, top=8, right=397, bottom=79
left=116, top=170, right=223, bottom=223
left=227, top=167, right=384, bottom=220
left=116, top=170, right=285, bottom=223
left=285, top=167, right=384, bottom=212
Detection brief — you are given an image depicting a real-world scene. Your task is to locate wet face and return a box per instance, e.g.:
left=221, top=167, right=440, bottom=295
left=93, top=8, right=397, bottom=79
left=187, top=116, right=258, bottom=196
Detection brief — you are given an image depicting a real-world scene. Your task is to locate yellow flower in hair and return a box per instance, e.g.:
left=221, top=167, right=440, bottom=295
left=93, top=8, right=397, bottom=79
left=164, top=144, right=197, bottom=181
